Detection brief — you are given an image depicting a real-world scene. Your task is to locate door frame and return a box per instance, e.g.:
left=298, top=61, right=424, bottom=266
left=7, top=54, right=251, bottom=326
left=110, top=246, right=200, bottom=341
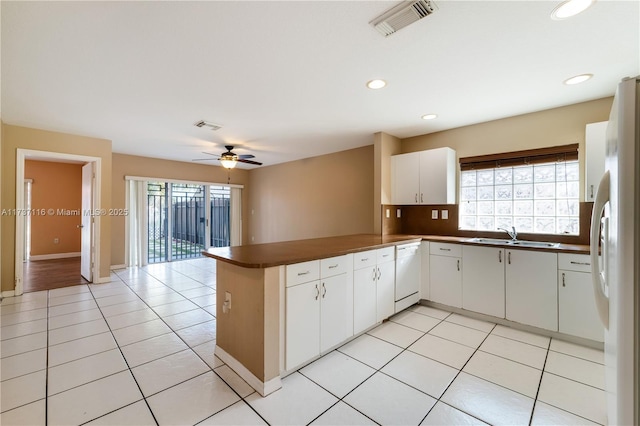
left=15, top=149, right=102, bottom=296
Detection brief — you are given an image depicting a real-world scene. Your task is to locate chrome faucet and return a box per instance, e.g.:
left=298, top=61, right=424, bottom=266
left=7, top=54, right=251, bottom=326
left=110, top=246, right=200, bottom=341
left=498, top=226, right=518, bottom=241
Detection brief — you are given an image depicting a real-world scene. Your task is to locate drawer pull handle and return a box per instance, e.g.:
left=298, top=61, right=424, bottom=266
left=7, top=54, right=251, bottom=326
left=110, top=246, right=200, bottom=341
left=382, top=254, right=389, bottom=257
left=361, top=258, right=369, bottom=262
left=570, top=261, right=590, bottom=266
left=297, top=271, right=310, bottom=276
left=562, top=272, right=566, bottom=287
left=328, top=264, right=339, bottom=269
left=440, top=248, right=451, bottom=251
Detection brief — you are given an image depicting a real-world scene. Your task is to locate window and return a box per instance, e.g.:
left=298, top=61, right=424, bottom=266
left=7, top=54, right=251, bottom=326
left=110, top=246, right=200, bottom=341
left=459, top=145, right=580, bottom=235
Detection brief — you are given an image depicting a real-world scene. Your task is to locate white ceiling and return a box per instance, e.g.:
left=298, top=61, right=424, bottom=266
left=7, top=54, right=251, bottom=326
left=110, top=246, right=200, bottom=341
left=2, top=1, right=639, bottom=169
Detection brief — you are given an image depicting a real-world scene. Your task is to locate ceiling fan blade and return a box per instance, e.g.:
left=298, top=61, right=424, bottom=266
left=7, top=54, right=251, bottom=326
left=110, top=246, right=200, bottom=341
left=237, top=154, right=255, bottom=159
left=237, top=158, right=263, bottom=166
left=201, top=152, right=218, bottom=156
left=192, top=158, right=217, bottom=161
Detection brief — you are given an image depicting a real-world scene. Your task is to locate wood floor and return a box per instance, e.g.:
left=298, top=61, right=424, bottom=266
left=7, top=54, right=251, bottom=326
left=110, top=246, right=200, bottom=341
left=23, top=257, right=90, bottom=293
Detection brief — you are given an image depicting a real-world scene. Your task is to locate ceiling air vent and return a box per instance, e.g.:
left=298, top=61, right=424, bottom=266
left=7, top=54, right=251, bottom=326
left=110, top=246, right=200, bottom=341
left=370, top=0, right=438, bottom=37
left=194, top=120, right=222, bottom=131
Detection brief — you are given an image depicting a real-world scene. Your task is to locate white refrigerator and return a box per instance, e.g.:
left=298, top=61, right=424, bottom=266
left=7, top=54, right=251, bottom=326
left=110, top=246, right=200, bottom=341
left=590, top=76, right=639, bottom=426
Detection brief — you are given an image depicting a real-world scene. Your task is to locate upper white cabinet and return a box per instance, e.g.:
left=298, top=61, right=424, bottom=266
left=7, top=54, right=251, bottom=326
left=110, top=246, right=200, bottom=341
left=505, top=249, right=558, bottom=331
left=462, top=245, right=505, bottom=318
left=585, top=121, right=608, bottom=202
left=392, top=147, right=456, bottom=205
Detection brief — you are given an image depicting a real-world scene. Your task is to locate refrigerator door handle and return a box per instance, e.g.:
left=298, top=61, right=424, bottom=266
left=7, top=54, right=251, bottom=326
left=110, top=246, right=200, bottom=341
left=590, top=170, right=610, bottom=329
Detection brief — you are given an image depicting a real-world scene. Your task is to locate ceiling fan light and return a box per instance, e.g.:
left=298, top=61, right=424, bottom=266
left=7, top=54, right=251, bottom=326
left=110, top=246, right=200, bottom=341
left=220, top=159, right=237, bottom=169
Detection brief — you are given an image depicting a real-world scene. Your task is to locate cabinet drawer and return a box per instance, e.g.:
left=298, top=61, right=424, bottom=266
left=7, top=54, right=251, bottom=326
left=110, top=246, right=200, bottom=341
left=320, top=255, right=348, bottom=278
left=354, top=250, right=376, bottom=269
left=377, top=246, right=395, bottom=263
left=430, top=242, right=462, bottom=257
left=286, top=260, right=320, bottom=287
left=558, top=253, right=592, bottom=273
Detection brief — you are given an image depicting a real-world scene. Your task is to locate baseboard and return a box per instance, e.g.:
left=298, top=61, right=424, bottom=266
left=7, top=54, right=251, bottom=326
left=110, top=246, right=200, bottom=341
left=110, top=264, right=126, bottom=270
left=215, top=346, right=282, bottom=397
left=1, top=290, right=16, bottom=299
left=29, top=252, right=81, bottom=261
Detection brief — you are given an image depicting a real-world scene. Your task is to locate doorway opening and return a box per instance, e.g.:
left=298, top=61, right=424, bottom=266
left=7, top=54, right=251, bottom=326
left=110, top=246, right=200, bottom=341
left=14, top=149, right=101, bottom=296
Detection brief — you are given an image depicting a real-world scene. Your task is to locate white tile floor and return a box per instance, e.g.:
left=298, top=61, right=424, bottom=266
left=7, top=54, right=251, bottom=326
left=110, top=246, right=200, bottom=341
left=0, top=258, right=607, bottom=425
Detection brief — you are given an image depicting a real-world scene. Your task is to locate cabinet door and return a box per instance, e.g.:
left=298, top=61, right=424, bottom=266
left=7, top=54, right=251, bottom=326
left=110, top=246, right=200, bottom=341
left=559, top=270, right=604, bottom=342
left=429, top=255, right=462, bottom=308
left=353, top=267, right=377, bottom=334
left=285, top=281, right=320, bottom=370
left=392, top=153, right=420, bottom=204
left=419, top=148, right=456, bottom=204
left=376, top=261, right=395, bottom=322
left=585, top=121, right=608, bottom=202
left=320, top=274, right=348, bottom=352
left=506, top=250, right=558, bottom=331
left=462, top=246, right=505, bottom=318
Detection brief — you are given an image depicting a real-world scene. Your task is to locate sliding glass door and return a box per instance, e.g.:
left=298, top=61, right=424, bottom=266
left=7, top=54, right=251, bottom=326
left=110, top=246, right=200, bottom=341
left=146, top=182, right=231, bottom=264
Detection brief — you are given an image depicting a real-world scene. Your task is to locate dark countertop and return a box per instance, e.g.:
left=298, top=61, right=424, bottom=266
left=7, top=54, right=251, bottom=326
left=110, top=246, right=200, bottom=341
left=419, top=235, right=590, bottom=254
left=203, top=234, right=423, bottom=268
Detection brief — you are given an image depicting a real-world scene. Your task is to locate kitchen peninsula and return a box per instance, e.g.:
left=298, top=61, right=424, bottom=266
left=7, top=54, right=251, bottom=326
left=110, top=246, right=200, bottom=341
left=202, top=234, right=421, bottom=396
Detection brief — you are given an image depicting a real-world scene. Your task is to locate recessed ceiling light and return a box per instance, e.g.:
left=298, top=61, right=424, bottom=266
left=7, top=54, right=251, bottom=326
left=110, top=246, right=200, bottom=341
left=551, top=0, right=596, bottom=20
left=421, top=114, right=438, bottom=120
left=366, top=79, right=387, bottom=89
left=564, top=73, right=593, bottom=85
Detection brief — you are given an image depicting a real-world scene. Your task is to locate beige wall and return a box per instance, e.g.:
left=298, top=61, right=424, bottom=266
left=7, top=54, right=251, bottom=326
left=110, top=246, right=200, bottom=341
left=373, top=132, right=401, bottom=233
left=1, top=124, right=112, bottom=292
left=247, top=145, right=375, bottom=244
left=401, top=97, right=613, bottom=201
left=111, top=153, right=250, bottom=266
left=25, top=160, right=83, bottom=256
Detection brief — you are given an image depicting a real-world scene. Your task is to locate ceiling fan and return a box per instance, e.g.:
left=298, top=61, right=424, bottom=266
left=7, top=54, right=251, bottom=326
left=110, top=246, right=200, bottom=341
left=192, top=145, right=263, bottom=169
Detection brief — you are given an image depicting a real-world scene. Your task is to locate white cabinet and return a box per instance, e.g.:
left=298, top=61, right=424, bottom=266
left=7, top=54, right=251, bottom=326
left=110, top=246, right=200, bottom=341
left=391, top=147, right=456, bottom=205
left=558, top=253, right=604, bottom=342
left=420, top=241, right=430, bottom=300
left=429, top=243, right=462, bottom=308
left=462, top=245, right=505, bottom=318
left=353, top=247, right=395, bottom=334
left=505, top=249, right=558, bottom=331
left=585, top=121, right=608, bottom=202
left=285, top=255, right=350, bottom=370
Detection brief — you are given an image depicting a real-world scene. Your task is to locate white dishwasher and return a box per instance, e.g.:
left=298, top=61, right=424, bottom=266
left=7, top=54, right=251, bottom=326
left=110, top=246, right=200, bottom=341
left=395, top=242, right=421, bottom=313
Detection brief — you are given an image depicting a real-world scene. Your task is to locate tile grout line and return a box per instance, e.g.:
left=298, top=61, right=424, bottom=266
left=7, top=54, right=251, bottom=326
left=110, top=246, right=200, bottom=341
left=528, top=337, right=552, bottom=425
left=45, top=289, right=50, bottom=424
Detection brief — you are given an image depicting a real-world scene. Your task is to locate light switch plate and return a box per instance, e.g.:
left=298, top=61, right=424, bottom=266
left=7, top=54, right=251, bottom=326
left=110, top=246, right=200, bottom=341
left=431, top=210, right=438, bottom=219
left=441, top=210, right=449, bottom=220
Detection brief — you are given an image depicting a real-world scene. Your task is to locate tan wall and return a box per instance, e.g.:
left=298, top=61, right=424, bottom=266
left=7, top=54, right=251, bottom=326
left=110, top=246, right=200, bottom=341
left=401, top=97, right=613, bottom=201
left=111, top=153, right=250, bottom=266
left=247, top=145, right=375, bottom=244
left=1, top=124, right=112, bottom=292
left=25, top=160, right=82, bottom=256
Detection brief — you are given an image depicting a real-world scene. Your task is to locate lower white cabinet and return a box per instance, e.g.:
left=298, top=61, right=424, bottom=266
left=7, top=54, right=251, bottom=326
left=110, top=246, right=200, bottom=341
left=353, top=247, right=395, bottom=334
left=505, top=249, right=558, bottom=331
left=462, top=245, right=505, bottom=318
left=429, top=243, right=462, bottom=308
left=558, top=254, right=604, bottom=342
left=420, top=241, right=430, bottom=300
left=285, top=255, right=349, bottom=370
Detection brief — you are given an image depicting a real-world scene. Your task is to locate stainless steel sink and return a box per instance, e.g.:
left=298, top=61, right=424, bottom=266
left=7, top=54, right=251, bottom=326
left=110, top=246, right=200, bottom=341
left=464, top=238, right=560, bottom=248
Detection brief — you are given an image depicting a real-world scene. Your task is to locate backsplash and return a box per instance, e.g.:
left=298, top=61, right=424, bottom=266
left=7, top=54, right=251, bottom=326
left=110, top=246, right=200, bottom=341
left=382, top=203, right=593, bottom=246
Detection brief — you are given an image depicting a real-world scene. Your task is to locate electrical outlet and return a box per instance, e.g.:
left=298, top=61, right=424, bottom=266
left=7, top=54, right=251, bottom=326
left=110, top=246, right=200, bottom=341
left=53, top=238, right=59, bottom=244
left=386, top=209, right=390, bottom=218
left=396, top=209, right=401, bottom=218
left=431, top=210, right=438, bottom=219
left=441, top=210, right=449, bottom=220
left=223, top=291, right=232, bottom=314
